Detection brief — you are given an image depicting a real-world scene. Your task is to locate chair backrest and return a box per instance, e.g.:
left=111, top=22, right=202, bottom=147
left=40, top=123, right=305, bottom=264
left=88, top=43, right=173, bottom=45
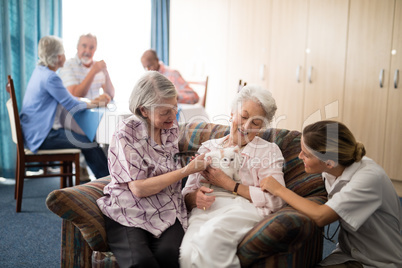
left=188, top=76, right=209, bottom=107
left=6, top=75, right=25, bottom=155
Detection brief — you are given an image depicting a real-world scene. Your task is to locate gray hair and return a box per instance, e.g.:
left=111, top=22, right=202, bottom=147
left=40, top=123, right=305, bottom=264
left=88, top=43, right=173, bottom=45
left=37, top=36, right=65, bottom=67
left=129, top=71, right=177, bottom=117
left=231, top=85, right=277, bottom=126
left=77, top=33, right=97, bottom=47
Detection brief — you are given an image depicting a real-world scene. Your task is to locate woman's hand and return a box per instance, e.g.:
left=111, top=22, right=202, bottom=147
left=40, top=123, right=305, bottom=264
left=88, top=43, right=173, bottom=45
left=201, top=166, right=233, bottom=190
left=183, top=154, right=210, bottom=176
left=92, top=93, right=111, bottom=107
left=184, top=186, right=216, bottom=211
left=195, top=186, right=215, bottom=210
left=260, top=176, right=284, bottom=196
left=87, top=94, right=110, bottom=108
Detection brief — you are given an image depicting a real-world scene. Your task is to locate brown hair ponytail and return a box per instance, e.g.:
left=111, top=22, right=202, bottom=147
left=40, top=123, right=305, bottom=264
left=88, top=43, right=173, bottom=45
left=302, top=120, right=366, bottom=167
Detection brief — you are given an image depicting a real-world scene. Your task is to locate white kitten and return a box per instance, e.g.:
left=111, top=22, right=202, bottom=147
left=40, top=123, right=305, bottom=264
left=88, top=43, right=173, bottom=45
left=201, top=146, right=241, bottom=196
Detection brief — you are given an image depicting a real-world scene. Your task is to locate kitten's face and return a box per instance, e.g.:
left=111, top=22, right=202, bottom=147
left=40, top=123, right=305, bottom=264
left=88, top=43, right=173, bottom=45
left=206, top=147, right=240, bottom=170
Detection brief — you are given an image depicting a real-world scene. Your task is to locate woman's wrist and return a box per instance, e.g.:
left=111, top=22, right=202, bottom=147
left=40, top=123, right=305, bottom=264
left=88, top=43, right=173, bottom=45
left=184, top=191, right=197, bottom=210
left=225, top=180, right=238, bottom=192
left=180, top=166, right=191, bottom=178
left=274, top=183, right=286, bottom=197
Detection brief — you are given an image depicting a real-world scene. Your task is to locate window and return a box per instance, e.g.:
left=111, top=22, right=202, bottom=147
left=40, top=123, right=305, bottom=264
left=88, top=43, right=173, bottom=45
left=62, top=0, right=151, bottom=102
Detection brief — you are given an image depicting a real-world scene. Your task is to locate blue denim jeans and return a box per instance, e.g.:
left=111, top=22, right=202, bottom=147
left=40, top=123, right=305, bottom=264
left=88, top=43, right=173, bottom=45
left=39, top=128, right=109, bottom=179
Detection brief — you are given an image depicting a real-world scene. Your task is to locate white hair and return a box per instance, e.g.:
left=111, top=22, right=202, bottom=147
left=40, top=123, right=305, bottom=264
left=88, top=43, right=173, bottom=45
left=129, top=71, right=177, bottom=117
left=77, top=33, right=97, bottom=47
left=231, top=85, right=277, bottom=125
left=37, top=36, right=64, bottom=67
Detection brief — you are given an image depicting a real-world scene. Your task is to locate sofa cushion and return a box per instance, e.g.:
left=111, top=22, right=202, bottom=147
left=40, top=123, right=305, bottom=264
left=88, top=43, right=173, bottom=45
left=46, top=177, right=111, bottom=252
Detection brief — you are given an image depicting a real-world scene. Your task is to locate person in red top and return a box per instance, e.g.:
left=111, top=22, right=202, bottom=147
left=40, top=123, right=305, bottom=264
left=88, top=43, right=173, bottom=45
left=141, top=49, right=199, bottom=104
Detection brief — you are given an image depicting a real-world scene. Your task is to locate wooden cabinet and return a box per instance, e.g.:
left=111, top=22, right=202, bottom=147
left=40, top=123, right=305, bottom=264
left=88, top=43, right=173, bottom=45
left=226, top=0, right=271, bottom=93
left=383, top=0, right=402, bottom=183
left=267, top=0, right=309, bottom=130
left=302, top=0, right=349, bottom=129
left=342, top=0, right=395, bottom=165
left=267, top=0, right=349, bottom=131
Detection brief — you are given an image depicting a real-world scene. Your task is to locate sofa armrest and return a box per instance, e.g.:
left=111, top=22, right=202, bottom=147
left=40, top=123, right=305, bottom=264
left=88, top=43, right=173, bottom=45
left=237, top=196, right=327, bottom=267
left=46, top=176, right=111, bottom=252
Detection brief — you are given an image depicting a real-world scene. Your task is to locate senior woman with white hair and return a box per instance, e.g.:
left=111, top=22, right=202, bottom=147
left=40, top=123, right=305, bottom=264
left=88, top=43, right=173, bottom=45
left=96, top=71, right=210, bottom=268
left=180, top=85, right=286, bottom=267
left=19, top=35, right=109, bottom=179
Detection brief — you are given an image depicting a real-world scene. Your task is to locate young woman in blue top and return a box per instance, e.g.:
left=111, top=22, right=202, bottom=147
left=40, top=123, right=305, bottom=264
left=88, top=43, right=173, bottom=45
left=19, top=35, right=109, bottom=179
left=261, top=120, right=402, bottom=268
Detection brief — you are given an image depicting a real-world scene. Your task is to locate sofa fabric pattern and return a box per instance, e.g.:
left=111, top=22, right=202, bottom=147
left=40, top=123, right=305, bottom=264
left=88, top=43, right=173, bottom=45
left=46, top=122, right=327, bottom=268
left=46, top=177, right=111, bottom=252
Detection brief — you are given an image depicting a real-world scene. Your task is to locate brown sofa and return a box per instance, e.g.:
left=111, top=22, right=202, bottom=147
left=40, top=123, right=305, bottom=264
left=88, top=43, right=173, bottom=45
left=46, top=122, right=327, bottom=267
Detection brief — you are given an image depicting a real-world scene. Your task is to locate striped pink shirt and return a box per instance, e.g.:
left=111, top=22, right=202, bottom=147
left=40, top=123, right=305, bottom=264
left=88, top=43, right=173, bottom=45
left=97, top=115, right=187, bottom=237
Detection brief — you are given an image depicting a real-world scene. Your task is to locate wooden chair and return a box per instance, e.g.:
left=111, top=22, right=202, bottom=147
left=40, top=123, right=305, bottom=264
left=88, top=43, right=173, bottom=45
left=5, top=75, right=81, bottom=212
left=188, top=76, right=209, bottom=107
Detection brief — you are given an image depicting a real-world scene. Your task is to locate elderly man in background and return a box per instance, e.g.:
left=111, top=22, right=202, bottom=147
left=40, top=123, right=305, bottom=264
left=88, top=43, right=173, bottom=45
left=59, top=33, right=115, bottom=101
left=141, top=49, right=199, bottom=104
left=59, top=33, right=115, bottom=181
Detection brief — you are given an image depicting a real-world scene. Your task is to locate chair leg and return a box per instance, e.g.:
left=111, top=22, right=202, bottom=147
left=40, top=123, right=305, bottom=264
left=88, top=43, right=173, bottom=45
left=60, top=163, right=66, bottom=188
left=14, top=153, right=20, bottom=200
left=15, top=160, right=25, bottom=213
left=67, top=162, right=73, bottom=187
left=74, top=154, right=80, bottom=186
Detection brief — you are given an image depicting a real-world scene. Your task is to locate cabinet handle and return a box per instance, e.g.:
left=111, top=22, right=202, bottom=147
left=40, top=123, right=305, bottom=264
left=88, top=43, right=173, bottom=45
left=395, top=69, right=399, bottom=89
left=308, top=66, right=313, bottom=83
left=379, top=69, right=384, bottom=88
left=296, top=65, right=301, bottom=83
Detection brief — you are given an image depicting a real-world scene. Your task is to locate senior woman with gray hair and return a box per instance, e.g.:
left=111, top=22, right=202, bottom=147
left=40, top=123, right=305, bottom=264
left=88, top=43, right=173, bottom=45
left=180, top=85, right=286, bottom=267
left=96, top=71, right=210, bottom=268
left=19, top=35, right=109, bottom=178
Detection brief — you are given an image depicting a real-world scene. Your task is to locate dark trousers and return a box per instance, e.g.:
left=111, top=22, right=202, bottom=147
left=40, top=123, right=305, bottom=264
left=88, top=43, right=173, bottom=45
left=39, top=128, right=109, bottom=178
left=104, top=216, right=184, bottom=268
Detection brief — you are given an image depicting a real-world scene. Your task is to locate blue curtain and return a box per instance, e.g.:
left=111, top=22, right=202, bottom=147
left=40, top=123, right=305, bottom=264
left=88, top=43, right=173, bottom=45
left=0, top=0, right=62, bottom=178
left=151, top=0, right=170, bottom=65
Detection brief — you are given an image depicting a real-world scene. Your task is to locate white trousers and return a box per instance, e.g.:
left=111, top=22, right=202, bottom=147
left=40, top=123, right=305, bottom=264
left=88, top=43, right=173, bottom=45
left=180, top=196, right=263, bottom=268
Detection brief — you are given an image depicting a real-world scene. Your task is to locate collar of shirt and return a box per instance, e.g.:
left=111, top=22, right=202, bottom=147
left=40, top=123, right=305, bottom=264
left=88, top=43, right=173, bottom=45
left=323, top=157, right=364, bottom=196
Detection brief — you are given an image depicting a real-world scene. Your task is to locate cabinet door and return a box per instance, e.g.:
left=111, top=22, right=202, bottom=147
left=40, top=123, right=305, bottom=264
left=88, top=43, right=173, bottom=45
left=343, top=0, right=395, bottom=165
left=302, top=0, right=349, bottom=128
left=268, top=0, right=308, bottom=131
left=226, top=0, right=271, bottom=93
left=384, top=0, right=402, bottom=181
